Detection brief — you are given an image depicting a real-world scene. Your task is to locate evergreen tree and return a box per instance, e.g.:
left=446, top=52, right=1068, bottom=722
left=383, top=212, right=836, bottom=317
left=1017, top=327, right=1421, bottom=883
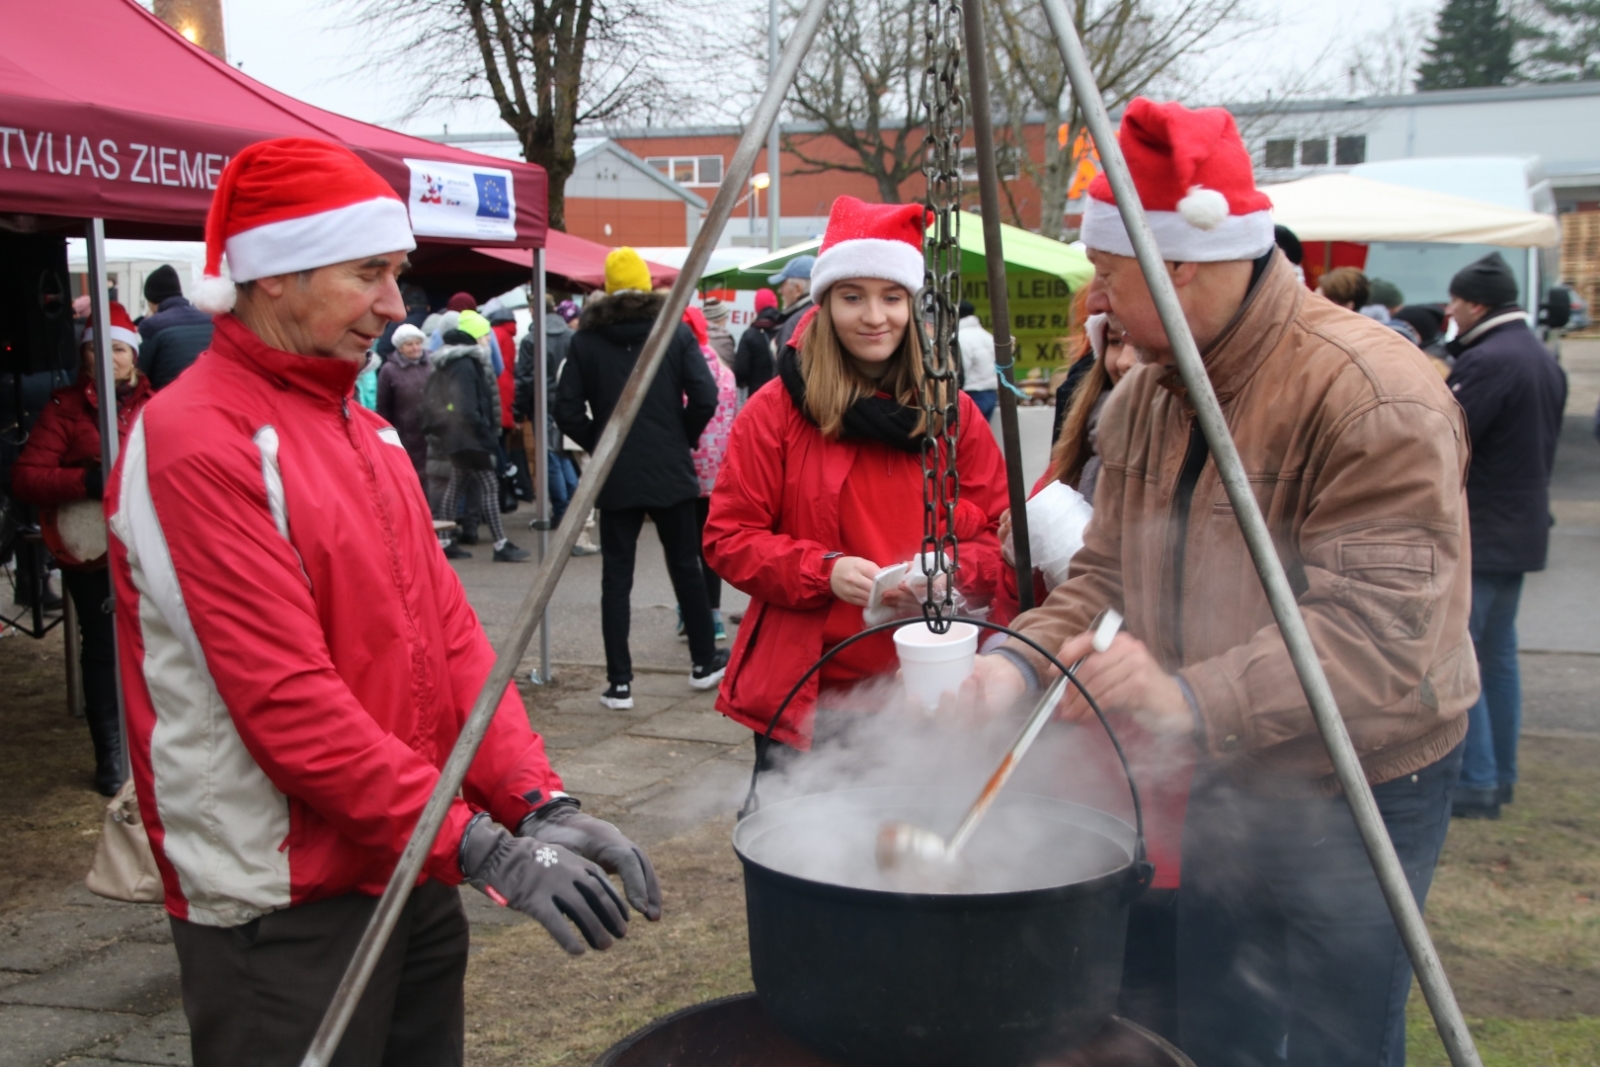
left=1524, top=0, right=1600, bottom=81
left=1415, top=0, right=1518, bottom=89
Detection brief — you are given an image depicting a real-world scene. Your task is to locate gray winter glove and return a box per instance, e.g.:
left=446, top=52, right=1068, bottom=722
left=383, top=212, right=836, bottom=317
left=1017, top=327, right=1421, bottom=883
left=519, top=800, right=663, bottom=921
left=459, top=813, right=629, bottom=955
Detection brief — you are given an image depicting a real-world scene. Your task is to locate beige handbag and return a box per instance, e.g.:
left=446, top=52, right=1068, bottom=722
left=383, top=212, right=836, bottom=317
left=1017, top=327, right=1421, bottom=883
left=85, top=778, right=163, bottom=903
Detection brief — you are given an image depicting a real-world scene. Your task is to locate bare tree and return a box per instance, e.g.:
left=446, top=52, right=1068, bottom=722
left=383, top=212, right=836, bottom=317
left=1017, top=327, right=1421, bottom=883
left=985, top=0, right=1261, bottom=239
left=1339, top=7, right=1438, bottom=96
left=338, top=0, right=692, bottom=230
left=777, top=0, right=928, bottom=204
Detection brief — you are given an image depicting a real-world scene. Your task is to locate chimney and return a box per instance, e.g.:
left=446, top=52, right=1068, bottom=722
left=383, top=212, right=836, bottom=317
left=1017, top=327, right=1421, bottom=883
left=154, top=0, right=227, bottom=62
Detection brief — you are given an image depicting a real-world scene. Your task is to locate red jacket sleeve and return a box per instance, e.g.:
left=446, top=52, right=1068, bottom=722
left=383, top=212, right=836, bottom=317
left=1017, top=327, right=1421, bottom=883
left=11, top=401, right=91, bottom=505
left=703, top=389, right=838, bottom=610
left=136, top=432, right=476, bottom=884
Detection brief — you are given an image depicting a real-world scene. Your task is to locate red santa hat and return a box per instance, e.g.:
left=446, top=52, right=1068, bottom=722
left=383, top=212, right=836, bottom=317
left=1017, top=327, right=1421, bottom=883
left=1081, top=98, right=1273, bottom=263
left=80, top=302, right=141, bottom=352
left=191, top=137, right=416, bottom=315
left=809, top=196, right=929, bottom=298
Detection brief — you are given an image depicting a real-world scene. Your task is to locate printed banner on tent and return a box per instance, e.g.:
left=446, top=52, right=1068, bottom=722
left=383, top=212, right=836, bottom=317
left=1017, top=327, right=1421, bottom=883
left=404, top=158, right=517, bottom=241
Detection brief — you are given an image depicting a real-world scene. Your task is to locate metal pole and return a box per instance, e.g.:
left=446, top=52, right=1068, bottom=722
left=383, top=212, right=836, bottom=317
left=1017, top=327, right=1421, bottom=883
left=768, top=0, right=781, bottom=252
left=84, top=219, right=128, bottom=782
left=959, top=0, right=1033, bottom=612
left=297, top=0, right=833, bottom=1060
left=1035, top=4, right=1482, bottom=1065
left=531, top=249, right=551, bottom=685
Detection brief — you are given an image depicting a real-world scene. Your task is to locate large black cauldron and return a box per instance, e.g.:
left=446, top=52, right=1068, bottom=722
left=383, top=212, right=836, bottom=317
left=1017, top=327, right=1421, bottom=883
left=733, top=786, right=1145, bottom=1067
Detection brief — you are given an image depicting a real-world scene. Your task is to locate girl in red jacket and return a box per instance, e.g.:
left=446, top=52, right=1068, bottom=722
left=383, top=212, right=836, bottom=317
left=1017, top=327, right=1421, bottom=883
left=703, top=197, right=1010, bottom=755
left=12, top=304, right=152, bottom=794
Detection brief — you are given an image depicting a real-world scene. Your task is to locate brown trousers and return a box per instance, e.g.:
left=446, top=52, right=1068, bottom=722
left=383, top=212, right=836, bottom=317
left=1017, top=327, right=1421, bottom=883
left=169, top=880, right=468, bottom=1067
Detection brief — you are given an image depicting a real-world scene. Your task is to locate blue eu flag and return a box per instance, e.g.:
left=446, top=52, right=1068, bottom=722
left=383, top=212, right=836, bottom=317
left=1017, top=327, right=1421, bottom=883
left=474, top=174, right=510, bottom=219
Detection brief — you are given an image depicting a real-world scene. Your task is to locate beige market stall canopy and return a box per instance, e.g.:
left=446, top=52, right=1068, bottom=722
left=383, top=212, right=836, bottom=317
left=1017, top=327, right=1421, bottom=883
left=1265, top=174, right=1558, bottom=248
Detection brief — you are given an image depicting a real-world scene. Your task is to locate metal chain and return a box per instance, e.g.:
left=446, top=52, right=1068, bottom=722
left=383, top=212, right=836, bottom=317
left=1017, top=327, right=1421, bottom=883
left=918, top=0, right=964, bottom=633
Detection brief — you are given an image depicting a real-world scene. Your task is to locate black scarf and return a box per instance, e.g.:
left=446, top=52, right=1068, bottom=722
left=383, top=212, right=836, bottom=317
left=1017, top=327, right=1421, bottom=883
left=777, top=344, right=924, bottom=453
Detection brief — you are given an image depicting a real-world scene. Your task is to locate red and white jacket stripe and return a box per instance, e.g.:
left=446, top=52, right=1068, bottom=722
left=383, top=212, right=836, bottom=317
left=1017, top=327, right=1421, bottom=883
left=106, top=314, right=564, bottom=927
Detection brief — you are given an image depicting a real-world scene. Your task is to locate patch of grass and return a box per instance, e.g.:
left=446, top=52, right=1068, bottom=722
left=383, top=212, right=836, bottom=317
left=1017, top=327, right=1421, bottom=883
left=0, top=627, right=111, bottom=914
left=1402, top=735, right=1600, bottom=1065
left=463, top=816, right=754, bottom=1067
left=1407, top=1003, right=1600, bottom=1066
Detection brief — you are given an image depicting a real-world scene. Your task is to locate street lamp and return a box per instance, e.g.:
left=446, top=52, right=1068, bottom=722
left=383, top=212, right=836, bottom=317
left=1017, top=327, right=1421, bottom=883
left=749, top=172, right=771, bottom=244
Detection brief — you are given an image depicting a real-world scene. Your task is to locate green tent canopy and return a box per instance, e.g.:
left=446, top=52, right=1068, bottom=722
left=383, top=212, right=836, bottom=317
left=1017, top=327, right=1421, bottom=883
left=700, top=217, right=1094, bottom=292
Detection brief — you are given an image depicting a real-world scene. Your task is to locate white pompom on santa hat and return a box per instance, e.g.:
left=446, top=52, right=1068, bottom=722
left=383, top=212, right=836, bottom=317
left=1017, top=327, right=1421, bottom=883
left=1080, top=98, right=1273, bottom=263
left=191, top=137, right=417, bottom=315
left=809, top=196, right=930, bottom=298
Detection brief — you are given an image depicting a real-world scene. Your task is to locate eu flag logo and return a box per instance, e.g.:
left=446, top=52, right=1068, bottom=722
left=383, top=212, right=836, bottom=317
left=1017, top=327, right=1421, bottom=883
left=474, top=174, right=510, bottom=219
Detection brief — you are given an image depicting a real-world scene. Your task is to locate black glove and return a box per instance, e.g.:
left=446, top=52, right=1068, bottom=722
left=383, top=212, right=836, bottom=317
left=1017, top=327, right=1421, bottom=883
left=82, top=467, right=103, bottom=501
left=519, top=800, right=662, bottom=921
left=459, top=813, right=629, bottom=955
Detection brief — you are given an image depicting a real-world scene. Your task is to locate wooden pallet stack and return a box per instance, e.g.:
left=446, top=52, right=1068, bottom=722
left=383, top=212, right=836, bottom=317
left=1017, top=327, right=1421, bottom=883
left=1561, top=211, right=1600, bottom=337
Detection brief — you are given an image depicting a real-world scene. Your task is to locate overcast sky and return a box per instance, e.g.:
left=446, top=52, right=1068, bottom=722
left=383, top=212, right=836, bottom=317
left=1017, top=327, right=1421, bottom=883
left=215, top=0, right=1435, bottom=138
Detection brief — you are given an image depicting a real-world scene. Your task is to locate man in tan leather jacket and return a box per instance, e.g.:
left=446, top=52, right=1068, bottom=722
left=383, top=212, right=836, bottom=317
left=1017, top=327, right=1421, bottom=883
left=975, top=99, right=1475, bottom=1066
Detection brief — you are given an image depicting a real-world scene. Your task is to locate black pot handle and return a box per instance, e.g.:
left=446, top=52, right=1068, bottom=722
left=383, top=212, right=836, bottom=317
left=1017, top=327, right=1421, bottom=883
left=740, top=615, right=1152, bottom=885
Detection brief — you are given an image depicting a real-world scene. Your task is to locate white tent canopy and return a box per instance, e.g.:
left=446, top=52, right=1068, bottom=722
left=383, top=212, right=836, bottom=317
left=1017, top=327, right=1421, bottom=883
left=1265, top=174, right=1558, bottom=248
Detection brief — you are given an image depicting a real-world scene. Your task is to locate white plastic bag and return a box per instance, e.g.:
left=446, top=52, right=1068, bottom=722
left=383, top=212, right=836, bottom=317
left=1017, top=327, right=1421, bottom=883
left=1025, top=481, right=1093, bottom=590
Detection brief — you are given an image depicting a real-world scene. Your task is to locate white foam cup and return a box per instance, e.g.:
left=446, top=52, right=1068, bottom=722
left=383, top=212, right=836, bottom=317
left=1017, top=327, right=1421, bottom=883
left=894, top=621, right=978, bottom=711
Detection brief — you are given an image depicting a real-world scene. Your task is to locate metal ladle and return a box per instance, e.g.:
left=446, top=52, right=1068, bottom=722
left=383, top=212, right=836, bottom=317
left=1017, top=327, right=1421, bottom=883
left=877, top=608, right=1124, bottom=869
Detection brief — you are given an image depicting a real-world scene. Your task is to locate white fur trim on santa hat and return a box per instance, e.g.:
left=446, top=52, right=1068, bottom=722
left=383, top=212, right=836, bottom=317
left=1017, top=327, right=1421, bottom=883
left=191, top=275, right=237, bottom=315
left=83, top=325, right=142, bottom=351
left=1081, top=195, right=1273, bottom=262
left=810, top=237, right=925, bottom=298
left=225, top=197, right=415, bottom=283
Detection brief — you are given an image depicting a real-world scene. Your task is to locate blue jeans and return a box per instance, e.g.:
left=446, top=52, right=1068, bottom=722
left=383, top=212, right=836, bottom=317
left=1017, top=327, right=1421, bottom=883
left=965, top=388, right=998, bottom=421
left=547, top=451, right=579, bottom=527
left=1461, top=571, right=1523, bottom=791
left=1176, top=743, right=1463, bottom=1067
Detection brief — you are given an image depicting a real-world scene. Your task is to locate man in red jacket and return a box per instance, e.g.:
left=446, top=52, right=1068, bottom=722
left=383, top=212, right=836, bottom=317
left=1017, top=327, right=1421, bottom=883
left=106, top=138, right=659, bottom=1067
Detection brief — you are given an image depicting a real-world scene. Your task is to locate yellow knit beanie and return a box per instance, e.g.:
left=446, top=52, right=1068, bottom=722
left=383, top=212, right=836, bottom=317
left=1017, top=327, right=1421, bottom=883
left=604, top=247, right=652, bottom=294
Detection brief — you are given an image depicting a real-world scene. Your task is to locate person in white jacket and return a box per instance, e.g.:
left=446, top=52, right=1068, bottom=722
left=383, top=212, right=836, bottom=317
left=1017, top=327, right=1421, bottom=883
left=957, top=300, right=998, bottom=420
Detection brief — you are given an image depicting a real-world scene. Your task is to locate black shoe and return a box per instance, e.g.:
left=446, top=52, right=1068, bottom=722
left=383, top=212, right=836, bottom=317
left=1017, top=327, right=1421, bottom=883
left=493, top=541, right=530, bottom=562
left=599, top=683, right=634, bottom=710
left=690, top=648, right=731, bottom=690
left=1451, top=786, right=1501, bottom=820
left=442, top=542, right=472, bottom=560
left=1498, top=782, right=1515, bottom=806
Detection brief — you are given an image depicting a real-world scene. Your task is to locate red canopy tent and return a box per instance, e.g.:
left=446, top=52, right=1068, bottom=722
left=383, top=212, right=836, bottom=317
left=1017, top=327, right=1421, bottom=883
left=0, top=0, right=547, bottom=249
left=471, top=235, right=680, bottom=294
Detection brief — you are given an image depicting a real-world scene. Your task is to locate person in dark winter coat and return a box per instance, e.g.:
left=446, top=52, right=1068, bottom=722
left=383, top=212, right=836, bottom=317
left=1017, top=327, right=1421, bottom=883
left=375, top=323, right=431, bottom=480
left=424, top=330, right=530, bottom=562
left=515, top=298, right=580, bottom=526
left=12, top=304, right=152, bottom=795
left=137, top=264, right=213, bottom=390
left=554, top=248, right=725, bottom=708
left=1445, top=252, right=1568, bottom=820
left=733, top=288, right=782, bottom=398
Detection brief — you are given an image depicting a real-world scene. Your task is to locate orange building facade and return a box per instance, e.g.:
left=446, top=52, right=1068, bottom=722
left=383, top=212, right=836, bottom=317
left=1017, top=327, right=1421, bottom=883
left=610, top=121, right=1059, bottom=239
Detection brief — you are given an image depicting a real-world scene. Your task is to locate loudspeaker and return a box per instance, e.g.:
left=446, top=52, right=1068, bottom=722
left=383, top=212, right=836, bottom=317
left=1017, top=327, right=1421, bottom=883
left=0, top=233, right=77, bottom=376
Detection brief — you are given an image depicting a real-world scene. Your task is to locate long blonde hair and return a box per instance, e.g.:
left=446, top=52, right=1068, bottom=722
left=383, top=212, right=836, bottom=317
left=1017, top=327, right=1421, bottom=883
left=1045, top=288, right=1100, bottom=487
left=798, top=294, right=937, bottom=439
